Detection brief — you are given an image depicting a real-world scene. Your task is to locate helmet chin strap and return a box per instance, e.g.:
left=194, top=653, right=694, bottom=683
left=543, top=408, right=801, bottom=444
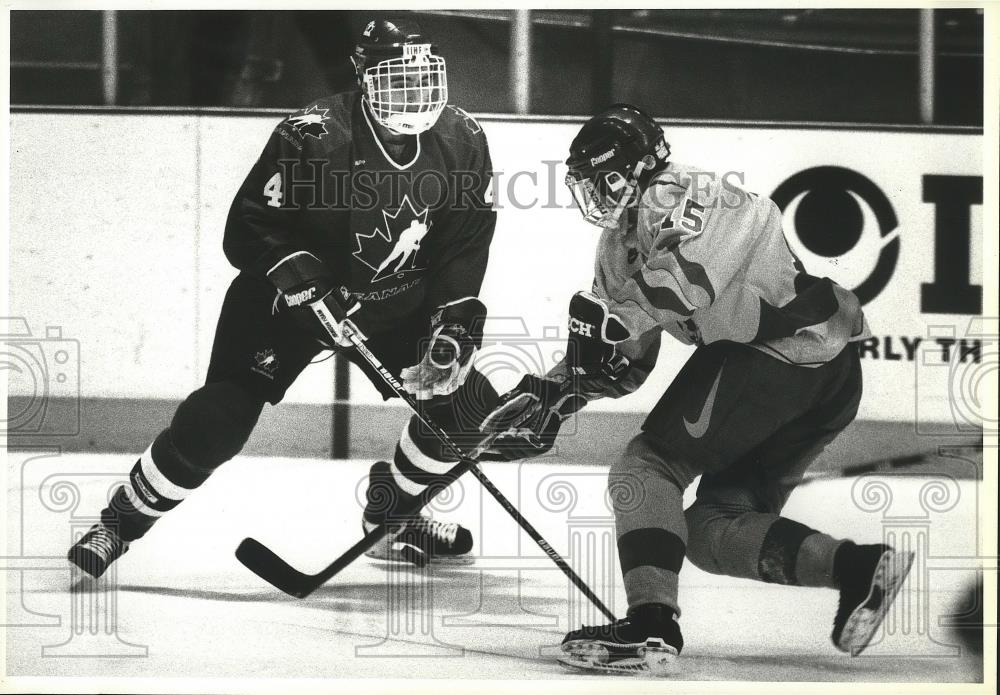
left=600, top=158, right=648, bottom=229
left=600, top=184, right=633, bottom=229
left=360, top=50, right=447, bottom=136
left=384, top=112, right=436, bottom=135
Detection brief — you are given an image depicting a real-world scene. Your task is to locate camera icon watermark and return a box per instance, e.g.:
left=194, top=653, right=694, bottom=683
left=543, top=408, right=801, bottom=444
left=914, top=317, right=998, bottom=436
left=475, top=316, right=581, bottom=448
left=1, top=317, right=81, bottom=437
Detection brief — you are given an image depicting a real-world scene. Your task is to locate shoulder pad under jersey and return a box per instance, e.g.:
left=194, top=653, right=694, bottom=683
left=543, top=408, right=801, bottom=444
left=274, top=92, right=355, bottom=153
left=432, top=105, right=488, bottom=151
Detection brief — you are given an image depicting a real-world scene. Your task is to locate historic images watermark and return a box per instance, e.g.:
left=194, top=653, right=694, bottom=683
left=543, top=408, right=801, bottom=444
left=268, top=158, right=749, bottom=214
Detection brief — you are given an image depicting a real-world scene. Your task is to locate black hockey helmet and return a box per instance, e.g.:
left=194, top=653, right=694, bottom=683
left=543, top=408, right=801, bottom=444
left=565, top=103, right=671, bottom=229
left=352, top=19, right=448, bottom=135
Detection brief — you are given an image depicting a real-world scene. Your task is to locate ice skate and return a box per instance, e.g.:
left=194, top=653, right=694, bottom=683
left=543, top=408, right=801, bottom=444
left=67, top=523, right=130, bottom=579
left=832, top=542, right=915, bottom=654
left=559, top=603, right=682, bottom=676
left=363, top=515, right=474, bottom=566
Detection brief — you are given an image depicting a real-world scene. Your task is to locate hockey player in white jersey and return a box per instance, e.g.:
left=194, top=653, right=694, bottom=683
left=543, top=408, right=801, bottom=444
left=482, top=104, right=914, bottom=675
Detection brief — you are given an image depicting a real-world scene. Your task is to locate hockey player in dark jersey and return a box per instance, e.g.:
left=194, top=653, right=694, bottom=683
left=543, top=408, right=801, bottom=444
left=481, top=104, right=914, bottom=675
left=69, top=19, right=498, bottom=577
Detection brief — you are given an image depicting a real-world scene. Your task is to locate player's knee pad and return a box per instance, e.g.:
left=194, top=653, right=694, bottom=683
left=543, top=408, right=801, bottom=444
left=693, top=481, right=764, bottom=513
left=682, top=502, right=727, bottom=574
left=685, top=502, right=774, bottom=578
left=607, top=442, right=644, bottom=515
left=696, top=469, right=790, bottom=517
left=608, top=433, right=696, bottom=504
left=170, top=380, right=265, bottom=472
left=685, top=498, right=811, bottom=582
left=684, top=484, right=763, bottom=572
left=684, top=493, right=758, bottom=574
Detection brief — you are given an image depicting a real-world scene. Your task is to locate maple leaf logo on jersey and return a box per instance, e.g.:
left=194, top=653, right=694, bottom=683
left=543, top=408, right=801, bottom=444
left=285, top=106, right=329, bottom=140
left=354, top=196, right=431, bottom=283
left=251, top=348, right=279, bottom=380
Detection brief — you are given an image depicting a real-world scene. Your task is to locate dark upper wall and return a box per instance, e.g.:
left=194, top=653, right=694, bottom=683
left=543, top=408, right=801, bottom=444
left=10, top=9, right=984, bottom=125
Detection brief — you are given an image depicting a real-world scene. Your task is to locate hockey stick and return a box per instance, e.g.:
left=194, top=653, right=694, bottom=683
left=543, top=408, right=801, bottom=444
left=237, top=304, right=617, bottom=621
left=795, top=443, right=983, bottom=487
left=236, top=459, right=476, bottom=599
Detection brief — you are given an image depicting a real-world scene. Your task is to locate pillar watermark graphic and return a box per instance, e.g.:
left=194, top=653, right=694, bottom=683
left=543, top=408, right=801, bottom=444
left=3, top=317, right=147, bottom=661
left=351, top=464, right=621, bottom=659
left=848, top=449, right=991, bottom=659
left=3, top=448, right=148, bottom=659
left=915, top=317, right=998, bottom=436
left=536, top=471, right=620, bottom=630
left=354, top=474, right=466, bottom=657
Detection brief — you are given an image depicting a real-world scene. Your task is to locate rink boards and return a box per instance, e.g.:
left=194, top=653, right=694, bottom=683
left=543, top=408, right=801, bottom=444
left=5, top=110, right=986, bottom=465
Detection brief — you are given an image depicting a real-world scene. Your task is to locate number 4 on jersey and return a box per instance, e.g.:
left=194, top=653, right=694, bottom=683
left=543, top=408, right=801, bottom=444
left=264, top=172, right=283, bottom=208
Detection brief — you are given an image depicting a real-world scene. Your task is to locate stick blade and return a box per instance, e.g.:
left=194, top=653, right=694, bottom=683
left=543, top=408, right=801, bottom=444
left=235, top=537, right=317, bottom=598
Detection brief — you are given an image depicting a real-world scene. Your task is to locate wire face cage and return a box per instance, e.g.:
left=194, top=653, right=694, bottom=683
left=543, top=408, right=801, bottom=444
left=565, top=169, right=635, bottom=230
left=362, top=44, right=448, bottom=135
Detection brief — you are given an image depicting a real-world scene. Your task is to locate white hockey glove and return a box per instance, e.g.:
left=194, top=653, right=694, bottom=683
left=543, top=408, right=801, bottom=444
left=401, top=298, right=487, bottom=401
left=267, top=251, right=367, bottom=348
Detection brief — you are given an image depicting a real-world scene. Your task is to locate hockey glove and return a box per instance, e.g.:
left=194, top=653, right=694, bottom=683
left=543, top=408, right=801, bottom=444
left=477, top=290, right=631, bottom=461
left=567, top=290, right=631, bottom=380
left=267, top=251, right=367, bottom=348
left=401, top=297, right=487, bottom=401
left=478, top=374, right=587, bottom=461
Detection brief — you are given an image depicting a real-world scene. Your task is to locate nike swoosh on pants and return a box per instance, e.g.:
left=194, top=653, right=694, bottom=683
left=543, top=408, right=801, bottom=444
left=683, top=362, right=725, bottom=439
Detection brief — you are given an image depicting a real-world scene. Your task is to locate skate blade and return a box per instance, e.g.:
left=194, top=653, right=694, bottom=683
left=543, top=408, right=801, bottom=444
left=836, top=550, right=915, bottom=654
left=426, top=555, right=476, bottom=566
left=364, top=548, right=475, bottom=566
left=559, top=639, right=678, bottom=677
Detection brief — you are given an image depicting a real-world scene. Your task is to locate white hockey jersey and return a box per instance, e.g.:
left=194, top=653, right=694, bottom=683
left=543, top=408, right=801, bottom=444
left=579, top=161, right=870, bottom=398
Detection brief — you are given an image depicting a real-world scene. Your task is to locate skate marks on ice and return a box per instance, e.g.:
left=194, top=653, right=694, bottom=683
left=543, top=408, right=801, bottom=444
left=9, top=570, right=982, bottom=681
left=4, top=453, right=986, bottom=681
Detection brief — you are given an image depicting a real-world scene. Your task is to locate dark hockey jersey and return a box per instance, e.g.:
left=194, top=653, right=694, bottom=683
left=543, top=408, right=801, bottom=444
left=224, top=90, right=496, bottom=336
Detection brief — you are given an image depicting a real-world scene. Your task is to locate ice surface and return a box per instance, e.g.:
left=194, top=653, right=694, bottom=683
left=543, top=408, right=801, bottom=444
left=4, top=453, right=985, bottom=683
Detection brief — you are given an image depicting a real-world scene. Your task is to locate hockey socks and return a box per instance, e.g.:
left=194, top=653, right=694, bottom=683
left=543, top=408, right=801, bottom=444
left=364, top=417, right=469, bottom=524
left=103, top=429, right=203, bottom=542
left=101, top=381, right=263, bottom=542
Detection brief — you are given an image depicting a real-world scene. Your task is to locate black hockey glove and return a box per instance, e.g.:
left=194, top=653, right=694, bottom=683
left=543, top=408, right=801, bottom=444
left=401, top=297, right=487, bottom=400
left=478, top=374, right=587, bottom=461
left=478, top=290, right=631, bottom=461
left=267, top=251, right=367, bottom=347
left=566, top=290, right=631, bottom=380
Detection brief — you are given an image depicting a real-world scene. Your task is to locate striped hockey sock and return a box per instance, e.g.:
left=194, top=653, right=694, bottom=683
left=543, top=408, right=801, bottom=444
left=104, top=429, right=207, bottom=541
